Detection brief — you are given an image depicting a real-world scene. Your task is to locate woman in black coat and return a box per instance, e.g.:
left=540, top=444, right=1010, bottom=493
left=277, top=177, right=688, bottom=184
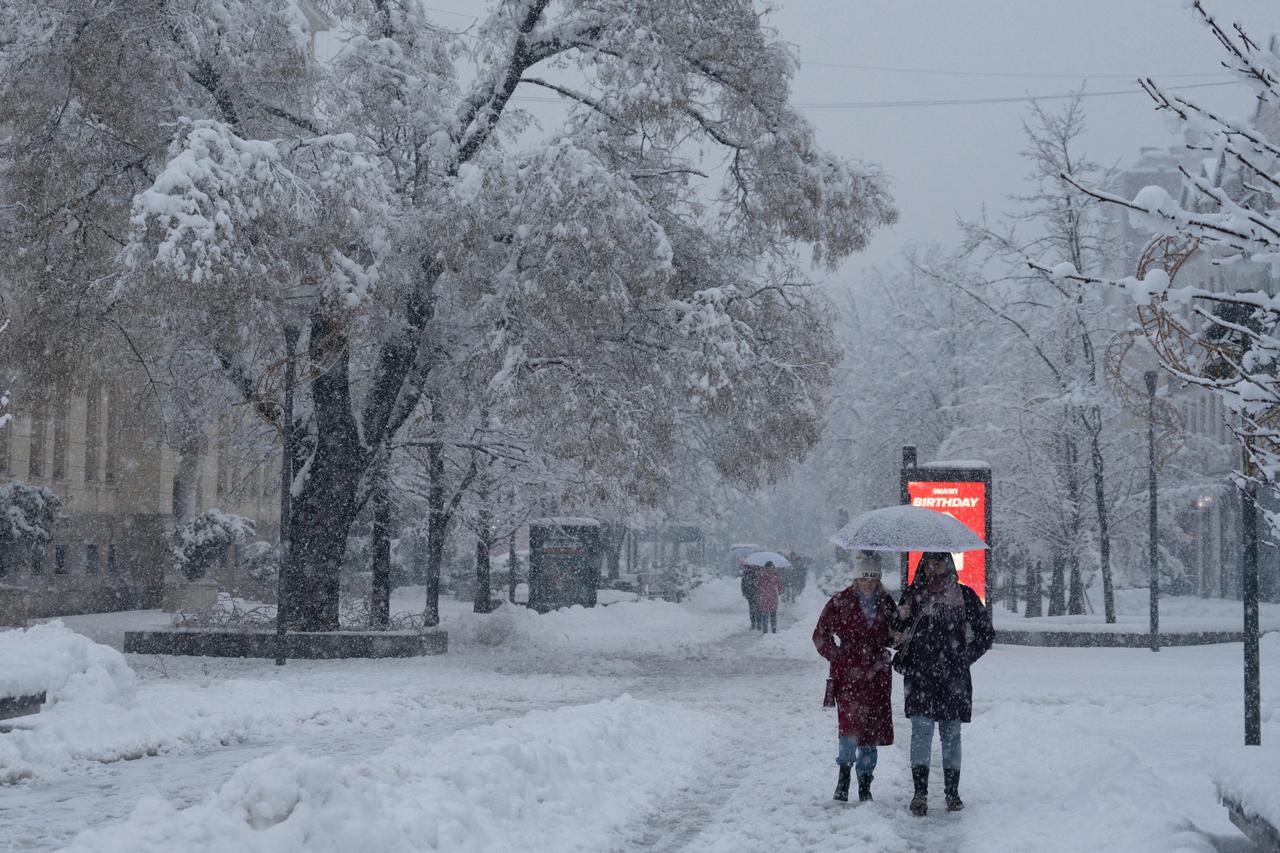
left=895, top=552, right=993, bottom=816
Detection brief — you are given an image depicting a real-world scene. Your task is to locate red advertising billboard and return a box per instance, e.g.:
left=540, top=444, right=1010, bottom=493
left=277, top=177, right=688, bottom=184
left=905, top=479, right=989, bottom=601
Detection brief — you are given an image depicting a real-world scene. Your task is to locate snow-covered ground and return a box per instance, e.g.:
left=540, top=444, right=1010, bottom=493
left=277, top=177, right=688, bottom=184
left=3, top=579, right=1277, bottom=852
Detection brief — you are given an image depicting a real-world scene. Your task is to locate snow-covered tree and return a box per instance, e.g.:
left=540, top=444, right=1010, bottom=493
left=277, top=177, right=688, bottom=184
left=1044, top=5, right=1280, bottom=542
left=0, top=0, right=894, bottom=629
left=0, top=482, right=60, bottom=559
left=168, top=510, right=255, bottom=582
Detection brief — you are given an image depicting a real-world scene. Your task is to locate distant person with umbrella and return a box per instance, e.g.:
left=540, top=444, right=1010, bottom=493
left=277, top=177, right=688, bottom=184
left=812, top=551, right=897, bottom=802
left=895, top=551, right=993, bottom=816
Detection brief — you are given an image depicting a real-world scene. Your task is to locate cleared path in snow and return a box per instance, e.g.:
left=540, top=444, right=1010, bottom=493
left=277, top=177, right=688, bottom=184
left=609, top=605, right=1277, bottom=853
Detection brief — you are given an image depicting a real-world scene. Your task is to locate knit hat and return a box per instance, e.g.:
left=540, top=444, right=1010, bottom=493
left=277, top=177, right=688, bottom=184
left=854, top=550, right=882, bottom=579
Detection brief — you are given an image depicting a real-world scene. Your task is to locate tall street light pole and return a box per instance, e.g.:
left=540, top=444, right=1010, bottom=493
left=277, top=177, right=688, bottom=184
left=1242, top=440, right=1261, bottom=745
left=1145, top=371, right=1160, bottom=653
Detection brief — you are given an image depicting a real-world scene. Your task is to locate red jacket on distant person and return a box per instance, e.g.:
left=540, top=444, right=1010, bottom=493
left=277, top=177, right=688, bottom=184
left=812, top=584, right=896, bottom=745
left=756, top=566, right=781, bottom=612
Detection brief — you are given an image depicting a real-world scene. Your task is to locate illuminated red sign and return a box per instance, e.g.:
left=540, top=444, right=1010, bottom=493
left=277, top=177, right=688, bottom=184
left=906, top=480, right=988, bottom=601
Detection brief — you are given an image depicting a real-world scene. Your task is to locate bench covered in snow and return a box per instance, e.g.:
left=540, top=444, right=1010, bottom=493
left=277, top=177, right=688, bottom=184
left=1214, top=752, right=1280, bottom=852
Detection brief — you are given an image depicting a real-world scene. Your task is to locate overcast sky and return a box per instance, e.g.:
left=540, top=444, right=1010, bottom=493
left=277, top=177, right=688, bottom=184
left=764, top=0, right=1280, bottom=278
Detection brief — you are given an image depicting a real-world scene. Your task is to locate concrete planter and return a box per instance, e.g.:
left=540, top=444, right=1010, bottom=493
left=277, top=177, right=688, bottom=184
left=161, top=577, right=219, bottom=614
left=123, top=627, right=447, bottom=658
left=994, top=629, right=1255, bottom=647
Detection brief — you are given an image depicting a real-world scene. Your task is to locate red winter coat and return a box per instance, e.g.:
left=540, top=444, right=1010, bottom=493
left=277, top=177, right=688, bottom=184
left=756, top=567, right=781, bottom=612
left=813, top=585, right=896, bottom=744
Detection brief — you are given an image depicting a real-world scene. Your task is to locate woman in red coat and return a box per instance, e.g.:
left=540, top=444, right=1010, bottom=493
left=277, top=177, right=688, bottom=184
left=756, top=562, right=782, bottom=633
left=812, top=551, right=897, bottom=802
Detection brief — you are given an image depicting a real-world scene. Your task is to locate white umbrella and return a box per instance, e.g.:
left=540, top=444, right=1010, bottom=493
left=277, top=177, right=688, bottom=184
left=829, top=505, right=987, bottom=553
left=742, top=550, right=792, bottom=568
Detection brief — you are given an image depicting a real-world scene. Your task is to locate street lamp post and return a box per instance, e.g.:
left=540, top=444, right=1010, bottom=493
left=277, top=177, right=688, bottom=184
left=1145, top=371, right=1160, bottom=653
left=1242, top=442, right=1261, bottom=746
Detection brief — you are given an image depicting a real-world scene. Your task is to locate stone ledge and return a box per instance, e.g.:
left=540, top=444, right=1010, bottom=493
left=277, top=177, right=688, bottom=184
left=123, top=628, right=447, bottom=658
left=995, top=629, right=1249, bottom=647
left=0, top=691, right=46, bottom=721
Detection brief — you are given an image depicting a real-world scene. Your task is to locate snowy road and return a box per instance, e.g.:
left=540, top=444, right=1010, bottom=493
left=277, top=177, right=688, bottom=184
left=4, top=582, right=1277, bottom=852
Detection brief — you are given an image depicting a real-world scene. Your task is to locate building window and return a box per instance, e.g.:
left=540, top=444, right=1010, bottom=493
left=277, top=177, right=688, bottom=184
left=54, top=544, right=68, bottom=575
left=30, top=546, right=43, bottom=576
left=0, top=546, right=8, bottom=579
left=85, top=383, right=101, bottom=482
left=107, top=542, right=120, bottom=576
left=29, top=405, right=46, bottom=478
left=104, top=390, right=118, bottom=484
left=52, top=394, right=69, bottom=480
left=85, top=543, right=99, bottom=576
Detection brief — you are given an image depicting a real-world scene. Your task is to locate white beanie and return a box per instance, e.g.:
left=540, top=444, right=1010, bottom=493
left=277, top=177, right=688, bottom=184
left=854, top=550, right=882, bottom=579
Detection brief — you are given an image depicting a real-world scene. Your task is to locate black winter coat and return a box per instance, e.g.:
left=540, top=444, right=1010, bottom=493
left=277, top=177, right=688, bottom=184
left=896, top=576, right=994, bottom=722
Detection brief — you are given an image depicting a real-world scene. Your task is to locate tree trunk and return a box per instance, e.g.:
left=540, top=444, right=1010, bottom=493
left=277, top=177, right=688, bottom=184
left=1048, top=553, right=1066, bottom=616
left=172, top=432, right=201, bottom=523
left=424, top=405, right=446, bottom=627
left=1060, top=425, right=1084, bottom=617
left=474, top=476, right=492, bottom=614
left=287, top=316, right=365, bottom=632
left=1085, top=407, right=1116, bottom=622
left=1067, top=554, right=1085, bottom=615
left=508, top=529, right=519, bottom=603
left=1006, top=552, right=1020, bottom=612
left=1025, top=561, right=1043, bottom=617
left=370, top=470, right=391, bottom=628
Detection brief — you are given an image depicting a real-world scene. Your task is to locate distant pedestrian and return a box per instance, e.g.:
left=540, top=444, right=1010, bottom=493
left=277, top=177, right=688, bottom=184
left=813, top=551, right=896, bottom=802
left=783, top=551, right=806, bottom=602
left=741, top=563, right=760, bottom=629
left=895, top=552, right=994, bottom=816
left=756, top=562, right=781, bottom=633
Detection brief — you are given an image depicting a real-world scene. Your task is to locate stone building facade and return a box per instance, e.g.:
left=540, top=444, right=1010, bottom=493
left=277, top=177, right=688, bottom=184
left=0, top=377, right=280, bottom=617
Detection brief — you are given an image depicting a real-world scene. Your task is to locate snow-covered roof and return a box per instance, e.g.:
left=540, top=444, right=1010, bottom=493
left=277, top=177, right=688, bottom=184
left=530, top=517, right=600, bottom=528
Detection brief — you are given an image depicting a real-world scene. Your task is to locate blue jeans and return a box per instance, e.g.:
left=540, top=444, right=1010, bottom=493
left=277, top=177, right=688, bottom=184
left=910, top=716, right=961, bottom=770
left=836, top=736, right=878, bottom=778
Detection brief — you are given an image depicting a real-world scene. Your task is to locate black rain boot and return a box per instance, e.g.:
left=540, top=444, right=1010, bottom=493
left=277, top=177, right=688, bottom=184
left=944, top=768, right=964, bottom=811
left=909, top=766, right=929, bottom=816
left=833, top=765, right=851, bottom=802
left=857, top=774, right=873, bottom=802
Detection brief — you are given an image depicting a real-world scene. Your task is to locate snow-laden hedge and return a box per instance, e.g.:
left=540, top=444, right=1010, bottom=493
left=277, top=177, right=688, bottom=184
left=62, top=695, right=717, bottom=853
left=168, top=510, right=254, bottom=581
